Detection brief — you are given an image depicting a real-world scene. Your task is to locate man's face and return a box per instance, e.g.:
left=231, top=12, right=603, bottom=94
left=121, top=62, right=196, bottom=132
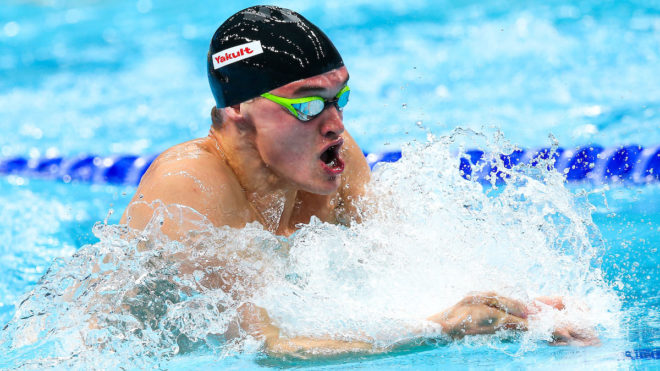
left=242, top=66, right=349, bottom=195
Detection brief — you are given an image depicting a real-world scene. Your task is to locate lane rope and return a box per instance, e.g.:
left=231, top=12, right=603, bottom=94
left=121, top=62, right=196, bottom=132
left=1, top=145, right=659, bottom=186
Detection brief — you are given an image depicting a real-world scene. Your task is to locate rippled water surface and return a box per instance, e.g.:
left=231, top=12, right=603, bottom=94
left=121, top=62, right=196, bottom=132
left=1, top=0, right=659, bottom=369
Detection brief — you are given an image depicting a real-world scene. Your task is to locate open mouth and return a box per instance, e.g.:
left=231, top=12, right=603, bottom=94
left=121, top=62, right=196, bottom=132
left=319, top=143, right=345, bottom=175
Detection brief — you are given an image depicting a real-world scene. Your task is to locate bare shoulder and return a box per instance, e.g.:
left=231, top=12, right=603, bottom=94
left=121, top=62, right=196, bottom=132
left=340, top=131, right=371, bottom=195
left=120, top=137, right=250, bottom=231
left=337, top=131, right=371, bottom=223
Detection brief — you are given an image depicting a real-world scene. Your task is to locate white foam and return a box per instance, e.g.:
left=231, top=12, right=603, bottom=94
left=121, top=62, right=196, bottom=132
left=0, top=131, right=621, bottom=368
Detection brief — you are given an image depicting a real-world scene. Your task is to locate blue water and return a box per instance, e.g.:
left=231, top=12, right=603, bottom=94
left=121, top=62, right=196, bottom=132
left=1, top=0, right=659, bottom=369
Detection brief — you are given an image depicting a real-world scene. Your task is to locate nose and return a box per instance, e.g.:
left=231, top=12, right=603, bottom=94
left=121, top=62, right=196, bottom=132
left=319, top=106, right=344, bottom=139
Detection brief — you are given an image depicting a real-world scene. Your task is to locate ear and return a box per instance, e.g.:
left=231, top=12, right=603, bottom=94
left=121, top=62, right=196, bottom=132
left=222, top=104, right=244, bottom=122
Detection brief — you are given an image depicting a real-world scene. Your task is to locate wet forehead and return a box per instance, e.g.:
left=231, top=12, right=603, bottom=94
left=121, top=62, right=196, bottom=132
left=271, top=66, right=349, bottom=97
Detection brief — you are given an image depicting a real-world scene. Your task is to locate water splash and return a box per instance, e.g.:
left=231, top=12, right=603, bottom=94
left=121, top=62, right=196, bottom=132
left=0, top=131, right=620, bottom=368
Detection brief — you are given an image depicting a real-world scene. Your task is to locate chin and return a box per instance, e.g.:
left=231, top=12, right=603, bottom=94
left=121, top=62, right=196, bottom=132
left=301, top=177, right=341, bottom=195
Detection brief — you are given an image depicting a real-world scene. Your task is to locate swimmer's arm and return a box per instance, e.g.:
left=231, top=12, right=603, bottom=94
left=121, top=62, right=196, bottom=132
left=239, top=304, right=374, bottom=359
left=240, top=298, right=520, bottom=359
left=241, top=293, right=596, bottom=359
left=240, top=294, right=528, bottom=359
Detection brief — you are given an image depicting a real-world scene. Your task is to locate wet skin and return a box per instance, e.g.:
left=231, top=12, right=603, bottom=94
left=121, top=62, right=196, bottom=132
left=120, top=66, right=369, bottom=237
left=119, top=67, right=597, bottom=357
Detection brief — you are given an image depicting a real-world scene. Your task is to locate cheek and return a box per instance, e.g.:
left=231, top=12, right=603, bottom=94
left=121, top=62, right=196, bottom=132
left=258, top=126, right=312, bottom=166
left=246, top=102, right=317, bottom=168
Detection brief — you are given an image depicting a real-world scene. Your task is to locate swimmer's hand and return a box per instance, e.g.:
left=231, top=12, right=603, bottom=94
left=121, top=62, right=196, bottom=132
left=427, top=292, right=529, bottom=338
left=529, top=296, right=600, bottom=346
left=428, top=293, right=599, bottom=346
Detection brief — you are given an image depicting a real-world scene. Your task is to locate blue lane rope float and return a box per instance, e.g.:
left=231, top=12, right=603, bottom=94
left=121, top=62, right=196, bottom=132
left=367, top=144, right=660, bottom=185
left=1, top=145, right=659, bottom=186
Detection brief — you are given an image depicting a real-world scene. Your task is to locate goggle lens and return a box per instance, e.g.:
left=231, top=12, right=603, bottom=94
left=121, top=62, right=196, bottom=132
left=294, top=99, right=325, bottom=118
left=336, top=88, right=350, bottom=109
left=262, top=86, right=350, bottom=122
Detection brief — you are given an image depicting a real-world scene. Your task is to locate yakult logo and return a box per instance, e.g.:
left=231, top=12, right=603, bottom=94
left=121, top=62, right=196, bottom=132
left=212, top=40, right=263, bottom=69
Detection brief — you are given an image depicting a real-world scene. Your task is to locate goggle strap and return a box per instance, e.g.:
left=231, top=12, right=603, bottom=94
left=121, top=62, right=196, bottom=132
left=261, top=93, right=299, bottom=117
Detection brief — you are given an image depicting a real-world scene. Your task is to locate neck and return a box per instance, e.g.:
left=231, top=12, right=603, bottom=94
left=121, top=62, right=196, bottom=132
left=208, top=125, right=298, bottom=235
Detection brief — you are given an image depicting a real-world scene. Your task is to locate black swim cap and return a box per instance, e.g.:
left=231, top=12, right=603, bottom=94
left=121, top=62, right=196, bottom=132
left=207, top=6, right=344, bottom=108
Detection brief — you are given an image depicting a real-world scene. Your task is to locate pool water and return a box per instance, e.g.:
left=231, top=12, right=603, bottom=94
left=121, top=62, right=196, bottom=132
left=1, top=0, right=659, bottom=369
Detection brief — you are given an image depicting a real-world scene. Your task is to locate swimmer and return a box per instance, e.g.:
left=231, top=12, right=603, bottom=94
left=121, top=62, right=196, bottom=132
left=120, top=6, right=596, bottom=357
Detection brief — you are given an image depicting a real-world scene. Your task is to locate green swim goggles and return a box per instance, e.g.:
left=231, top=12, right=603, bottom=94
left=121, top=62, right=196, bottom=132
left=260, top=85, right=350, bottom=122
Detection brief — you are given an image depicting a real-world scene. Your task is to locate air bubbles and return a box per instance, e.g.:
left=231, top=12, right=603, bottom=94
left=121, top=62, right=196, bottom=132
left=3, top=22, right=19, bottom=37
left=7, top=175, right=26, bottom=186
left=45, top=147, right=59, bottom=158
left=65, top=9, right=83, bottom=24
left=572, top=124, right=598, bottom=139
left=136, top=104, right=149, bottom=117
left=136, top=0, right=152, bottom=14
left=134, top=157, right=146, bottom=168
left=19, top=124, right=42, bottom=140
left=434, top=85, right=450, bottom=99
left=102, top=28, right=118, bottom=44
left=366, top=153, right=379, bottom=163
left=182, top=25, right=197, bottom=39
